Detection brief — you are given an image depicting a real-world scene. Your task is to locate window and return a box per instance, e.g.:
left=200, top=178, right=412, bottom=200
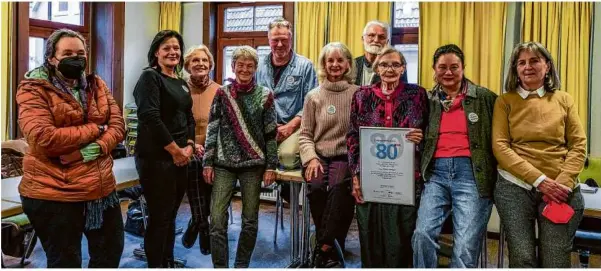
left=58, top=2, right=68, bottom=12
left=222, top=45, right=271, bottom=85
left=222, top=46, right=241, bottom=83
left=223, top=5, right=283, bottom=32
left=394, top=44, right=418, bottom=84
left=12, top=2, right=92, bottom=138
left=29, top=1, right=83, bottom=26
left=25, top=1, right=89, bottom=67
left=391, top=1, right=419, bottom=83
left=393, top=1, right=419, bottom=28
left=215, top=2, right=293, bottom=83
left=28, top=37, right=45, bottom=71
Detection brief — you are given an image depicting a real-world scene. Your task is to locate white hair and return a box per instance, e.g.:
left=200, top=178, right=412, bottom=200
left=362, top=20, right=390, bottom=37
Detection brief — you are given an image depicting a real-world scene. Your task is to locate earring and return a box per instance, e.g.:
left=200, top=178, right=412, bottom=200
left=545, top=73, right=549, bottom=79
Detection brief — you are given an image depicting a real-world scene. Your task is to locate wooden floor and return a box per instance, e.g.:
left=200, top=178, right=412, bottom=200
left=3, top=198, right=600, bottom=268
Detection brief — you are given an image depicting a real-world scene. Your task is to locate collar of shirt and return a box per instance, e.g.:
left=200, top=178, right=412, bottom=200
left=517, top=85, right=545, bottom=99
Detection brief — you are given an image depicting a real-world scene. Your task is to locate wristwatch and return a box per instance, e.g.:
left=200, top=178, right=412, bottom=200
left=98, top=125, right=105, bottom=134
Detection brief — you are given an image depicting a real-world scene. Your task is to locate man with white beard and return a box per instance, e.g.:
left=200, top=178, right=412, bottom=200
left=354, top=21, right=408, bottom=86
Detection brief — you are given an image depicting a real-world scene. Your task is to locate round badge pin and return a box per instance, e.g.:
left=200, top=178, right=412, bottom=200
left=468, top=112, right=479, bottom=123
left=286, top=77, right=295, bottom=84
left=327, top=105, right=336, bottom=115
left=182, top=85, right=190, bottom=93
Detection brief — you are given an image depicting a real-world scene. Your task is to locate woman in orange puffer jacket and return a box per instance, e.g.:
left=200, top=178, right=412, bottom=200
left=16, top=29, right=125, bottom=268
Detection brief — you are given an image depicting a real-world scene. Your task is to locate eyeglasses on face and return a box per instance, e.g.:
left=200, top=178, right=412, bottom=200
left=378, top=62, right=403, bottom=70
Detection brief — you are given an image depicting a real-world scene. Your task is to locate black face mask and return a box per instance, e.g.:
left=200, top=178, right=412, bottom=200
left=56, top=56, right=86, bottom=79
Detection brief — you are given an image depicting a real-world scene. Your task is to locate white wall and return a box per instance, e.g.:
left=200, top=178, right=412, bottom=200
left=123, top=2, right=159, bottom=108
left=182, top=2, right=204, bottom=49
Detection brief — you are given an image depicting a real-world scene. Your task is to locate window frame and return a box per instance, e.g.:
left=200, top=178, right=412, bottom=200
left=216, top=38, right=269, bottom=84
left=217, top=2, right=293, bottom=39
left=214, top=2, right=293, bottom=83
left=390, top=2, right=419, bottom=45
left=17, top=2, right=92, bottom=79
left=11, top=2, right=124, bottom=139
left=57, top=2, right=69, bottom=13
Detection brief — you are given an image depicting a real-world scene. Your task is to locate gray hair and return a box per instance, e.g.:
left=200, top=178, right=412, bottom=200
left=231, top=46, right=258, bottom=67
left=317, top=42, right=356, bottom=84
left=504, top=42, right=560, bottom=93
left=183, top=44, right=215, bottom=73
left=372, top=46, right=407, bottom=74
left=362, top=20, right=390, bottom=37
left=44, top=29, right=87, bottom=66
left=268, top=17, right=292, bottom=36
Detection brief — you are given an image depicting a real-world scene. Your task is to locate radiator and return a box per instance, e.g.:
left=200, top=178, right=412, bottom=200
left=233, top=186, right=305, bottom=205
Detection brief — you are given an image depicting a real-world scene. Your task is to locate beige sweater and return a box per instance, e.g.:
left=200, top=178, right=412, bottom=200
left=299, top=80, right=359, bottom=166
left=492, top=90, right=587, bottom=189
left=189, top=80, right=220, bottom=145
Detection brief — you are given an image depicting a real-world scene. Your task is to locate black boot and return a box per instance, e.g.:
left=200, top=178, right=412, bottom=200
left=182, top=219, right=199, bottom=248
left=314, top=245, right=341, bottom=268
left=199, top=229, right=211, bottom=255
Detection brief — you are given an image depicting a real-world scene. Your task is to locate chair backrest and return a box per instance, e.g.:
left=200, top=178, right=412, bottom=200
left=1, top=139, right=29, bottom=154
left=1, top=139, right=29, bottom=179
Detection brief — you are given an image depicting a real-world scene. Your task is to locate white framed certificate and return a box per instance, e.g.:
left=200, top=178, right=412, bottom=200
left=359, top=127, right=415, bottom=206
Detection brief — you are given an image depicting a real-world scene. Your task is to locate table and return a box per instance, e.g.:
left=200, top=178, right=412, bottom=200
left=275, top=169, right=311, bottom=268
left=1, top=201, right=22, bottom=218
left=1, top=157, right=139, bottom=218
left=582, top=184, right=601, bottom=219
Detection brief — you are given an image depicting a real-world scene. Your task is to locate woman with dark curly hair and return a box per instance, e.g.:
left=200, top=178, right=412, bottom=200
left=133, top=30, right=195, bottom=268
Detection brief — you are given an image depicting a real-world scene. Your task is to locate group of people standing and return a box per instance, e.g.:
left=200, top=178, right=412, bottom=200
left=15, top=16, right=586, bottom=269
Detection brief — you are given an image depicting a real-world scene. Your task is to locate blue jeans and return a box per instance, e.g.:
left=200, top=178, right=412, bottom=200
left=412, top=157, right=492, bottom=268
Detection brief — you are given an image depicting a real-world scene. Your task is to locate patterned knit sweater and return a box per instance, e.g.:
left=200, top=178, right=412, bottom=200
left=347, top=82, right=429, bottom=177
left=203, top=84, right=278, bottom=170
left=299, top=80, right=359, bottom=166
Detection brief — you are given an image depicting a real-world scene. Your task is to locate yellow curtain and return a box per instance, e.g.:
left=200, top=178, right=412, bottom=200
left=159, top=2, right=182, bottom=33
left=521, top=3, right=562, bottom=57
left=1, top=2, right=12, bottom=141
left=327, top=2, right=392, bottom=59
left=418, top=2, right=507, bottom=93
left=295, top=2, right=329, bottom=67
left=523, top=2, right=592, bottom=137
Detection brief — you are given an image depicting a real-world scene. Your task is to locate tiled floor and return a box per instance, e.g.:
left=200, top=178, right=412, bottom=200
left=3, top=197, right=600, bottom=268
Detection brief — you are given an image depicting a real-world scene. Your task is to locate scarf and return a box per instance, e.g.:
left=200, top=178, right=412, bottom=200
left=435, top=79, right=468, bottom=112
left=226, top=77, right=256, bottom=99
left=188, top=75, right=211, bottom=89
left=46, top=64, right=89, bottom=116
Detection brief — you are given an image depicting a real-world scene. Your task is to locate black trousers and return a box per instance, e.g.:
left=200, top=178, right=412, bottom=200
left=21, top=196, right=124, bottom=268
left=304, top=155, right=355, bottom=250
left=135, top=156, right=188, bottom=268
left=186, top=158, right=212, bottom=231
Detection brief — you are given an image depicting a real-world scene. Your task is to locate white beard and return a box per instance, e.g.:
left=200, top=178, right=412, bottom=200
left=364, top=43, right=383, bottom=54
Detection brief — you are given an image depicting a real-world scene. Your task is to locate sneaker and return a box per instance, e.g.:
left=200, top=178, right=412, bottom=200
left=181, top=219, right=199, bottom=248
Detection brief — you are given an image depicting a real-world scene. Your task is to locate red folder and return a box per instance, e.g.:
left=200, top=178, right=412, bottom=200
left=542, top=196, right=574, bottom=224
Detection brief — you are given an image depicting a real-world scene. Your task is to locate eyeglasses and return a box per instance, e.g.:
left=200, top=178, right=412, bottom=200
left=378, top=62, right=404, bottom=70
left=435, top=65, right=461, bottom=73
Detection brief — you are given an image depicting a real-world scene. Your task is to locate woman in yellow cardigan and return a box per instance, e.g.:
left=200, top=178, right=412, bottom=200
left=492, top=42, right=587, bottom=268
